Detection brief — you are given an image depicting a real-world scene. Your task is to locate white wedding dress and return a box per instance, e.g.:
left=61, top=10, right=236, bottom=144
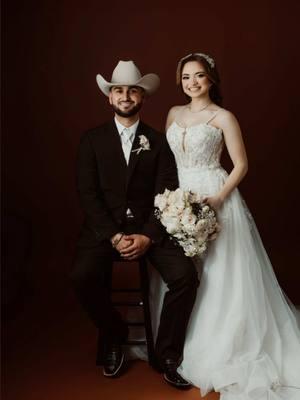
left=149, top=115, right=300, bottom=400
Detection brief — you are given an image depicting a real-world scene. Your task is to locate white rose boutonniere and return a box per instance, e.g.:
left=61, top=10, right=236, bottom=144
left=132, top=135, right=150, bottom=154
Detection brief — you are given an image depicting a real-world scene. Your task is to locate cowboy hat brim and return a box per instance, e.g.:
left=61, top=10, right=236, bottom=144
left=96, top=73, right=160, bottom=97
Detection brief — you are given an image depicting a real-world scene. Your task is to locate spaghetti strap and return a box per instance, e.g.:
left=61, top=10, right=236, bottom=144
left=206, top=110, right=219, bottom=125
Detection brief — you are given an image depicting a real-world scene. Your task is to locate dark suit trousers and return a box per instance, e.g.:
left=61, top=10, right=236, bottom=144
left=70, top=223, right=200, bottom=368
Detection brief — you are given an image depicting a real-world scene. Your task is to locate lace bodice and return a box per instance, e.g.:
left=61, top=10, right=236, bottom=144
left=167, top=121, right=224, bottom=170
left=166, top=121, right=227, bottom=196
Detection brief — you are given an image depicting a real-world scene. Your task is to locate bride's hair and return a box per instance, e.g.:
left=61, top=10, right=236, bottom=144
left=176, top=53, right=222, bottom=106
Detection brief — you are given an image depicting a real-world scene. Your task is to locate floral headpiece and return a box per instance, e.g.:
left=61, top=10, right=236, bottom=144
left=179, top=52, right=215, bottom=68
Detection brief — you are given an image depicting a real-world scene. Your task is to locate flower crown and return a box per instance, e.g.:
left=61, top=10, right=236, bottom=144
left=179, top=52, right=215, bottom=68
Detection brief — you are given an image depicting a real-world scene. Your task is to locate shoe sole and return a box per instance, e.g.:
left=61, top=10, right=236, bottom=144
left=103, top=353, right=125, bottom=378
left=163, top=373, right=192, bottom=390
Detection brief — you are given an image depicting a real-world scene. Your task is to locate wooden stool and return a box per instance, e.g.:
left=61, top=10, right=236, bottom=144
left=112, top=257, right=156, bottom=367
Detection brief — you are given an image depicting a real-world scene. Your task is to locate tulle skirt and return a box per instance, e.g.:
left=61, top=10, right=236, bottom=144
left=149, top=166, right=300, bottom=400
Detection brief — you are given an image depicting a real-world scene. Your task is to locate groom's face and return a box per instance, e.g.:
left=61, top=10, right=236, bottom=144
left=109, top=85, right=145, bottom=117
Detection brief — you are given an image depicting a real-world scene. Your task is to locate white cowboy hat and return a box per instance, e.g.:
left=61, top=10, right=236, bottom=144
left=96, top=60, right=160, bottom=96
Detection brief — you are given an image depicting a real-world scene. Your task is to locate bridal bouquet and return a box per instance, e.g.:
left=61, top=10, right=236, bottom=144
left=154, top=188, right=220, bottom=257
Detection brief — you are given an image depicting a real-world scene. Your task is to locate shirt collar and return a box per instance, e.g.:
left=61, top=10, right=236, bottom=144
left=114, top=117, right=140, bottom=136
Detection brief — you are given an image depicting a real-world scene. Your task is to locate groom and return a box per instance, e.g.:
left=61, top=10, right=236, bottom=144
left=71, top=60, right=199, bottom=388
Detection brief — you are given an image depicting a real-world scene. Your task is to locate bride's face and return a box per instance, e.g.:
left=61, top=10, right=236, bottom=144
left=181, top=61, right=212, bottom=98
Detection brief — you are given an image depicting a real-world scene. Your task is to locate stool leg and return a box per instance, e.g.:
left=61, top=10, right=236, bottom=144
left=139, top=258, right=156, bottom=367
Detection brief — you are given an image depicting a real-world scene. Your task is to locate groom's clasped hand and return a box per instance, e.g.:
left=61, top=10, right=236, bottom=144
left=115, top=234, right=152, bottom=260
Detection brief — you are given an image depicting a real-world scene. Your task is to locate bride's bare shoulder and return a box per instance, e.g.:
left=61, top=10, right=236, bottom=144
left=167, top=105, right=185, bottom=118
left=214, top=108, right=242, bottom=134
left=166, top=105, right=185, bottom=130
left=214, top=107, right=232, bottom=118
left=217, top=108, right=239, bottom=123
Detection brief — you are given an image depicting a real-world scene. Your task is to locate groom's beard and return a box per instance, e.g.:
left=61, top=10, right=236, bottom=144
left=112, top=101, right=143, bottom=118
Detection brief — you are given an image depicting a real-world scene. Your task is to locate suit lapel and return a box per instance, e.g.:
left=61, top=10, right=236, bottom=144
left=100, top=121, right=127, bottom=193
left=126, top=121, right=149, bottom=188
left=106, top=120, right=127, bottom=170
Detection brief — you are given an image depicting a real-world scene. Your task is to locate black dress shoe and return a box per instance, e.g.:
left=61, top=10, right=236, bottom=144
left=163, top=359, right=191, bottom=389
left=103, top=343, right=124, bottom=378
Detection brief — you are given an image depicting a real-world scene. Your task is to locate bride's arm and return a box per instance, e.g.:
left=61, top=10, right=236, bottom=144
left=204, top=111, right=248, bottom=209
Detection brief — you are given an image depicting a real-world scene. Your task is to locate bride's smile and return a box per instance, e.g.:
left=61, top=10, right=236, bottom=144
left=181, top=61, right=212, bottom=99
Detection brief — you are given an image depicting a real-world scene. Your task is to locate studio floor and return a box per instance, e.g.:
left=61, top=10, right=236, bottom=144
left=2, top=287, right=219, bottom=400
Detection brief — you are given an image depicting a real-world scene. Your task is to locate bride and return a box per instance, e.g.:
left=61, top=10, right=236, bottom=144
left=150, top=53, right=300, bottom=400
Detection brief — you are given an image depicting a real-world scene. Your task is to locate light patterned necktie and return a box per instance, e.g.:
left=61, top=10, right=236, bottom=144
left=121, top=127, right=135, bottom=217
left=121, top=128, right=134, bottom=164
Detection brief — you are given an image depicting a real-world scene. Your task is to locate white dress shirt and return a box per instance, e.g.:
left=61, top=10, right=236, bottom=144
left=114, top=117, right=139, bottom=164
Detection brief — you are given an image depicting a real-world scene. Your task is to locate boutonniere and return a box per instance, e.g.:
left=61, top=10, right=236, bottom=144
left=132, top=135, right=151, bottom=155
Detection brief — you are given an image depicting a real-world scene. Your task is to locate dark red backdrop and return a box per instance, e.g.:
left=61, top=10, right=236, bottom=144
left=3, top=0, right=300, bottom=304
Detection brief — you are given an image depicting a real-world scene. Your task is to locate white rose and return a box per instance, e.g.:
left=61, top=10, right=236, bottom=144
left=174, top=201, right=186, bottom=212
left=161, top=215, right=181, bottom=234
left=162, top=205, right=176, bottom=218
left=202, top=205, right=210, bottom=213
left=139, top=135, right=147, bottom=144
left=183, top=242, right=197, bottom=257
left=166, top=221, right=181, bottom=235
left=186, top=224, right=197, bottom=235
left=195, top=219, right=207, bottom=233
left=173, top=232, right=185, bottom=240
left=154, top=194, right=168, bottom=211
left=139, top=135, right=150, bottom=149
left=181, top=208, right=196, bottom=226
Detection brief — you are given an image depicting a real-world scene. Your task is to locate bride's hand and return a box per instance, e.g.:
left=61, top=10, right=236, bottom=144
left=202, top=194, right=224, bottom=210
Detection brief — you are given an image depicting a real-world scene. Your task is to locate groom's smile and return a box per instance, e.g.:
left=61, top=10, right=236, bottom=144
left=109, top=85, right=145, bottom=117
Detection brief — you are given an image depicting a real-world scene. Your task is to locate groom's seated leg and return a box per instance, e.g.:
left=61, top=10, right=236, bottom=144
left=147, top=240, right=199, bottom=387
left=70, top=242, right=128, bottom=376
left=70, top=243, right=115, bottom=328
